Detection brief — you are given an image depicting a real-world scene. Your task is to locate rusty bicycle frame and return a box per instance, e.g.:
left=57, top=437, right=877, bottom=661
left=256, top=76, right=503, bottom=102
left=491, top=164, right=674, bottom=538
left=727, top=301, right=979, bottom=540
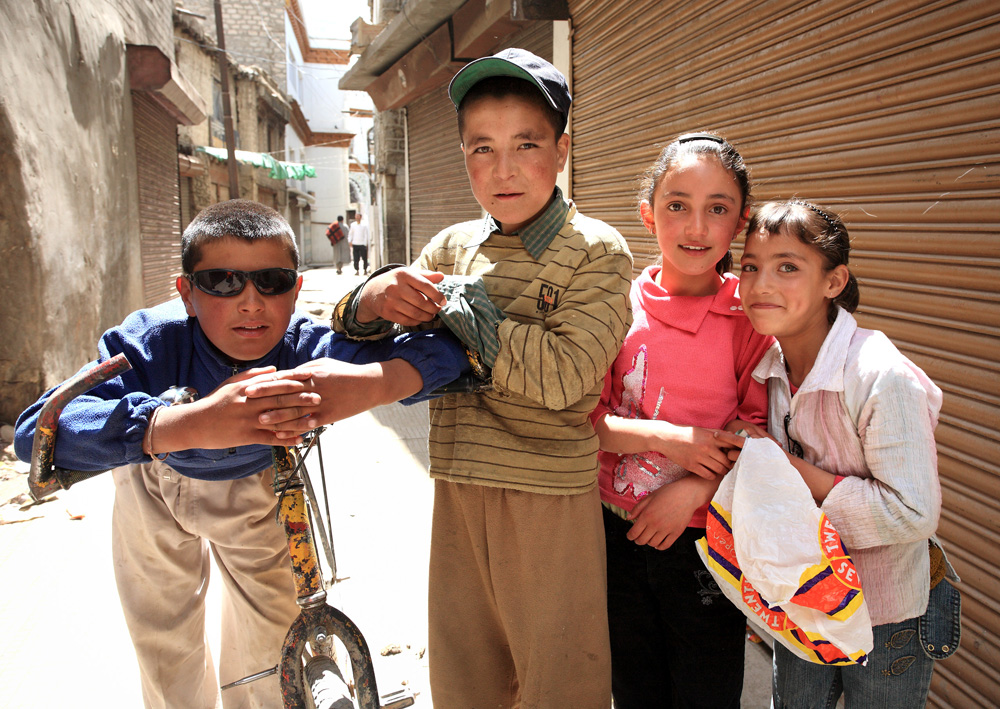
left=28, top=354, right=412, bottom=709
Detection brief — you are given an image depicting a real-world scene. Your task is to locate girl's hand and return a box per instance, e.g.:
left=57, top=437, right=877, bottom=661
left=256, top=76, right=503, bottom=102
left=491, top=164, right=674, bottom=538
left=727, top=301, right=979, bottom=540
left=723, top=418, right=769, bottom=440
left=722, top=419, right=776, bottom=462
left=656, top=424, right=743, bottom=480
left=626, top=475, right=719, bottom=550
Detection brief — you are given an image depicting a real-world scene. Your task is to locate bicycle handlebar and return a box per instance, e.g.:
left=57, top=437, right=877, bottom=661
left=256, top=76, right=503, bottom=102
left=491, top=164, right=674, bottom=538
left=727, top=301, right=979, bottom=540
left=28, top=353, right=133, bottom=502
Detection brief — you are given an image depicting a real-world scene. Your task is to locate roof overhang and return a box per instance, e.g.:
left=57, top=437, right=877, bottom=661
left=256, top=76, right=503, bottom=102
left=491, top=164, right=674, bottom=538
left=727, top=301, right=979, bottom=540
left=127, top=45, right=207, bottom=126
left=339, top=0, right=568, bottom=111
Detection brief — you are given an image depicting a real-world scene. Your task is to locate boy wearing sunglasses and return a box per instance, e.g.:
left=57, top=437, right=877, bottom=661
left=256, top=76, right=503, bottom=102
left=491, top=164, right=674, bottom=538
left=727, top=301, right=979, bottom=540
left=14, top=199, right=470, bottom=709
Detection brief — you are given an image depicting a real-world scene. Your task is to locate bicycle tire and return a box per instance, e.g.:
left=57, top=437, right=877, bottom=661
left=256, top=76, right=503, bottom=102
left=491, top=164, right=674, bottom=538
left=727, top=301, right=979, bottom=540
left=305, top=654, right=353, bottom=709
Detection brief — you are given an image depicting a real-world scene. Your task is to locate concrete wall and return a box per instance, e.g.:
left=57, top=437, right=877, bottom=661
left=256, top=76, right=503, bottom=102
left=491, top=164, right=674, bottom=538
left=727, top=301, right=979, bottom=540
left=0, top=0, right=175, bottom=425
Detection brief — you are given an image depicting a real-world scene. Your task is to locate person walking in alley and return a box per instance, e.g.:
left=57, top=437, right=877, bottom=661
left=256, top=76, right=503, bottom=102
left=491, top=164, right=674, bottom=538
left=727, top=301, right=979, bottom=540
left=13, top=199, right=470, bottom=709
left=348, top=212, right=370, bottom=275
left=326, top=215, right=349, bottom=274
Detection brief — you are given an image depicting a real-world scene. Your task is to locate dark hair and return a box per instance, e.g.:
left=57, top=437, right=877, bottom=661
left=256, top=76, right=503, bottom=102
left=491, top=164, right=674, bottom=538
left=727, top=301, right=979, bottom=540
left=181, top=199, right=298, bottom=273
left=639, top=133, right=751, bottom=275
left=457, top=76, right=567, bottom=141
left=337, top=215, right=344, bottom=221
left=745, top=200, right=860, bottom=322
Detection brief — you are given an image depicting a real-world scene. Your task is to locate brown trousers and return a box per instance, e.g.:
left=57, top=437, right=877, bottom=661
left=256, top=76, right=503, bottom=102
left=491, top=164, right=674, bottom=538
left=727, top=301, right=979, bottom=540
left=111, top=460, right=299, bottom=709
left=428, top=480, right=612, bottom=708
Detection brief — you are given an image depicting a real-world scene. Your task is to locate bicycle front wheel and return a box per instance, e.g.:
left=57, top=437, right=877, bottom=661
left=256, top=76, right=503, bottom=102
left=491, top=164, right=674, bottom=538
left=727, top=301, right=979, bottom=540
left=305, top=654, right=353, bottom=709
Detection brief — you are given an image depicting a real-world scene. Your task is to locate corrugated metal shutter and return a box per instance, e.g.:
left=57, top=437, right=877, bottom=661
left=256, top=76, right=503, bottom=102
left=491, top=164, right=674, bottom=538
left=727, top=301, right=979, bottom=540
left=405, top=22, right=555, bottom=261
left=570, top=1, right=1000, bottom=706
left=132, top=91, right=181, bottom=307
left=407, top=86, right=480, bottom=260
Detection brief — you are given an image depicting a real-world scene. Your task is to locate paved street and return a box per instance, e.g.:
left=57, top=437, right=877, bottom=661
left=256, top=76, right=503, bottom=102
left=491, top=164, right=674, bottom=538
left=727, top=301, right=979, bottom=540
left=0, top=267, right=772, bottom=707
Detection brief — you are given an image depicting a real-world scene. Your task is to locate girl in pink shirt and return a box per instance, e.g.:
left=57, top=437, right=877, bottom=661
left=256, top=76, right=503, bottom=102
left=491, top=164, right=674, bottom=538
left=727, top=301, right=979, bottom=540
left=591, top=133, right=772, bottom=708
left=739, top=201, right=953, bottom=708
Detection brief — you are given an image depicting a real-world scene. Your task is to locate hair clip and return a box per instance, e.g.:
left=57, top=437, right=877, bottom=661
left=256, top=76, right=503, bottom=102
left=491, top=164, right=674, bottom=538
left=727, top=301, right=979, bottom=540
left=677, top=132, right=725, bottom=145
left=790, top=199, right=841, bottom=234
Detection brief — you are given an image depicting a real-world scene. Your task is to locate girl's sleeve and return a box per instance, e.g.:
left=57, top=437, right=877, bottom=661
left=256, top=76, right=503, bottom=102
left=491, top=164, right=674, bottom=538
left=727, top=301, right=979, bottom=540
left=735, top=326, right=774, bottom=428
left=13, top=332, right=162, bottom=471
left=821, top=368, right=943, bottom=549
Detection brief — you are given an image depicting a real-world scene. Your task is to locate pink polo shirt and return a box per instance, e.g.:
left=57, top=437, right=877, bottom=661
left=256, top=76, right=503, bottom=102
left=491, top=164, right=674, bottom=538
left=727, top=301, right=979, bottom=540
left=592, top=266, right=772, bottom=527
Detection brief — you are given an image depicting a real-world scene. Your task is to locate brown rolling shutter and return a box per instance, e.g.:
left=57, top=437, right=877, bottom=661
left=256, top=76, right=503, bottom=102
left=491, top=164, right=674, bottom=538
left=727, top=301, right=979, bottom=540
left=407, top=85, right=480, bottom=261
left=406, top=22, right=555, bottom=261
left=132, top=91, right=182, bottom=307
left=570, top=1, right=1000, bottom=705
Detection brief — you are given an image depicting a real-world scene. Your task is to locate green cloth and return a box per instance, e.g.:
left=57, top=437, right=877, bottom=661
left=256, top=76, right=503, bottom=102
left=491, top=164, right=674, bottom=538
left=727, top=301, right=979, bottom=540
left=196, top=146, right=316, bottom=180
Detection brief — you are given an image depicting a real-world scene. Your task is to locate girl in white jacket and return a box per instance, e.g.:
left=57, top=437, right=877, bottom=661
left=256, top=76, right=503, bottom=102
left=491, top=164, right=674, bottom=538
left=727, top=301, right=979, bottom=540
left=738, top=200, right=958, bottom=708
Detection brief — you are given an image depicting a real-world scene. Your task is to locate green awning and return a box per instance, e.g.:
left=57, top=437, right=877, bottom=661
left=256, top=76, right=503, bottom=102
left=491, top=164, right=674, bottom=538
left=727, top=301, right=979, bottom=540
left=196, top=146, right=316, bottom=180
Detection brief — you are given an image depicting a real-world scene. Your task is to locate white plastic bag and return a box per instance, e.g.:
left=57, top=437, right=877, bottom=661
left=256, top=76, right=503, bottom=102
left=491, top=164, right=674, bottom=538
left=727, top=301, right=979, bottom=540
left=696, top=437, right=873, bottom=665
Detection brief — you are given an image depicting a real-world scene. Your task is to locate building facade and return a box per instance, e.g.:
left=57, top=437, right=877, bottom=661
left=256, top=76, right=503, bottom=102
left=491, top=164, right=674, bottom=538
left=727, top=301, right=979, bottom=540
left=0, top=0, right=204, bottom=423
left=343, top=1, right=1000, bottom=705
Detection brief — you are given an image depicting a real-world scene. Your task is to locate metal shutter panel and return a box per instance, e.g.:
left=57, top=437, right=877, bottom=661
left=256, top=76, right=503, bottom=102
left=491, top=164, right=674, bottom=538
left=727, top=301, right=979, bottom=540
left=132, top=91, right=181, bottom=307
left=570, top=1, right=1000, bottom=705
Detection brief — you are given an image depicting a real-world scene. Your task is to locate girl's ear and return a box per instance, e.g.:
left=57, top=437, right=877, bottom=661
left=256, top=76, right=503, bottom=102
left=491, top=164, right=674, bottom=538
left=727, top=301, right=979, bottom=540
left=826, top=264, right=850, bottom=300
left=639, top=200, right=655, bottom=234
left=735, top=205, right=751, bottom=236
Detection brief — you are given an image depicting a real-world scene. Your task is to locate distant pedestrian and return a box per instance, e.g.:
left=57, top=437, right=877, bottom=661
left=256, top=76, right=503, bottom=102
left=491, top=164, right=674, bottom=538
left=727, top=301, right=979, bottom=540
left=326, top=215, right=349, bottom=274
left=348, top=213, right=370, bottom=275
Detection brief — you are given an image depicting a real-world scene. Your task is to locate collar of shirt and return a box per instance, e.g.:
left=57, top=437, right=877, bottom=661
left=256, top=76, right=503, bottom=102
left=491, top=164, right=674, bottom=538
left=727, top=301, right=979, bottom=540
left=753, top=306, right=858, bottom=394
left=469, top=187, right=569, bottom=260
left=635, top=267, right=745, bottom=334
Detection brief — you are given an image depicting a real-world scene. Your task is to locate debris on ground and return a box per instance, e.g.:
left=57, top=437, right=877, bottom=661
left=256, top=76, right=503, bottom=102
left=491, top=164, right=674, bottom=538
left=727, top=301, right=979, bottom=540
left=380, top=643, right=403, bottom=656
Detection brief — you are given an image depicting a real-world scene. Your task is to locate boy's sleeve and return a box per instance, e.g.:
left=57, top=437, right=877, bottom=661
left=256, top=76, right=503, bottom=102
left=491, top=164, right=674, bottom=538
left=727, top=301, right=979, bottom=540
left=493, top=245, right=633, bottom=411
left=304, top=326, right=472, bottom=403
left=13, top=335, right=162, bottom=471
left=329, top=265, right=404, bottom=339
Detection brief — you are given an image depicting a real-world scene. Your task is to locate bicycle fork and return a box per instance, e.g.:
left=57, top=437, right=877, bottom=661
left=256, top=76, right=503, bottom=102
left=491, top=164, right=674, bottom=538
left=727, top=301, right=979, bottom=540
left=272, top=446, right=381, bottom=709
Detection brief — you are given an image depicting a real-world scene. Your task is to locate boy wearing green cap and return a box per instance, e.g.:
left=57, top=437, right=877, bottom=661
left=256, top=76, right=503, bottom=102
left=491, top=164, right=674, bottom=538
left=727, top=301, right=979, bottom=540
left=330, top=48, right=632, bottom=707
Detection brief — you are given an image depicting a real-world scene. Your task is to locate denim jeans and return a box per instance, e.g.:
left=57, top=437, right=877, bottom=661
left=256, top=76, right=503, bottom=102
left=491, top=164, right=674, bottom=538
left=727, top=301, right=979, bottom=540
left=603, top=508, right=746, bottom=709
left=772, top=578, right=961, bottom=708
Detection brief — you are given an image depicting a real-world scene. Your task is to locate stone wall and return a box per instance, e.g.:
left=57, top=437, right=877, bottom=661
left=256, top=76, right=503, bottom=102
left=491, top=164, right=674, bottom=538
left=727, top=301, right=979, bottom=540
left=0, top=0, right=175, bottom=424
left=180, top=0, right=287, bottom=94
left=374, top=109, right=408, bottom=265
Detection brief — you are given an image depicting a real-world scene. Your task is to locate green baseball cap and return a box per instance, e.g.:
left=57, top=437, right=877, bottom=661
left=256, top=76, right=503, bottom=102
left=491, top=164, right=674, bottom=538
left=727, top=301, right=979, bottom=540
left=448, top=48, right=571, bottom=120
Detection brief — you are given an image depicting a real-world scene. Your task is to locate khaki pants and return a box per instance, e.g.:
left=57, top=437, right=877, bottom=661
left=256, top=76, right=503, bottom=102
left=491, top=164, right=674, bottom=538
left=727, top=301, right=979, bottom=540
left=111, top=460, right=299, bottom=709
left=428, top=480, right=612, bottom=708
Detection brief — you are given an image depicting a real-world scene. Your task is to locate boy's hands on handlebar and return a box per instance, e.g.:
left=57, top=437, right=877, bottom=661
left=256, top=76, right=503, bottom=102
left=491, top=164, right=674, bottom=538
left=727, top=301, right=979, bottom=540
left=147, top=367, right=320, bottom=453
left=245, top=357, right=424, bottom=436
left=356, top=267, right=446, bottom=326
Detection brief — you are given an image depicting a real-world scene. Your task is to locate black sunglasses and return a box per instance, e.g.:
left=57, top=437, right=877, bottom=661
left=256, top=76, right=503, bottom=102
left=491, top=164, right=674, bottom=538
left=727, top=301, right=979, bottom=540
left=185, top=268, right=298, bottom=297
left=784, top=412, right=804, bottom=459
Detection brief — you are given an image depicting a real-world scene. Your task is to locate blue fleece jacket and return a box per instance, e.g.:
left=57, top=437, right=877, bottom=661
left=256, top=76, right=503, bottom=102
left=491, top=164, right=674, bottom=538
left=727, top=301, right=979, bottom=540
left=14, top=300, right=468, bottom=481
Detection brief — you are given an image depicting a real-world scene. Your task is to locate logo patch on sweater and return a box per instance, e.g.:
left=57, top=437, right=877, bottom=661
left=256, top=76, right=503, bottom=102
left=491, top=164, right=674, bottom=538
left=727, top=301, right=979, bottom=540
left=536, top=284, right=560, bottom=313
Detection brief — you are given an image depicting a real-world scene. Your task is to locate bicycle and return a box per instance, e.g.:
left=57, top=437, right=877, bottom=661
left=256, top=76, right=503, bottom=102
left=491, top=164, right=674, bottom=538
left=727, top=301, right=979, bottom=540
left=27, top=352, right=421, bottom=708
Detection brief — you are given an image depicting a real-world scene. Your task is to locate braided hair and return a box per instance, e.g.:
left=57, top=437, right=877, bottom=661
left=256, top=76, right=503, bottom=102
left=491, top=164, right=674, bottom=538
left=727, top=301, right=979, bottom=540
left=745, top=200, right=860, bottom=323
